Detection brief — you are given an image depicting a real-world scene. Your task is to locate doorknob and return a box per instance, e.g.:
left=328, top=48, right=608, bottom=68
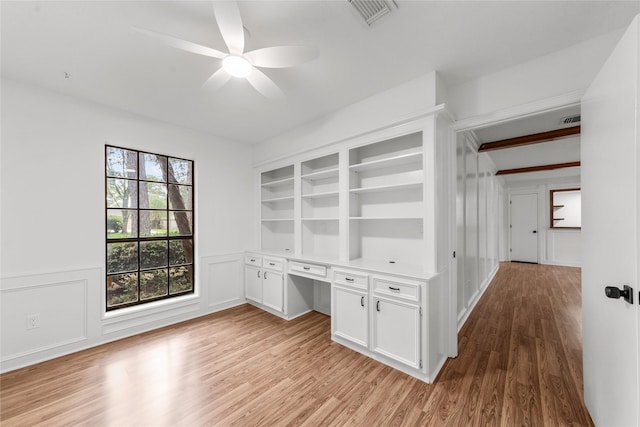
left=605, top=285, right=634, bottom=305
left=532, top=230, right=537, bottom=234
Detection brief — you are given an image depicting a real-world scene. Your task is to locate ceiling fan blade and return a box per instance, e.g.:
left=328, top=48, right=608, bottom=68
left=212, top=0, right=244, bottom=55
left=133, top=27, right=226, bottom=59
left=202, top=68, right=232, bottom=91
left=245, top=46, right=318, bottom=68
left=246, top=68, right=284, bottom=99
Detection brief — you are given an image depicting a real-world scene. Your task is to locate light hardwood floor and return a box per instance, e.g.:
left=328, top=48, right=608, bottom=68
left=1, top=262, right=593, bottom=426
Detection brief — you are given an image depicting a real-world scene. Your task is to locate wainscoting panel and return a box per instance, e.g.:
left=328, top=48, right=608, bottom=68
left=203, top=253, right=245, bottom=310
left=0, top=269, right=97, bottom=363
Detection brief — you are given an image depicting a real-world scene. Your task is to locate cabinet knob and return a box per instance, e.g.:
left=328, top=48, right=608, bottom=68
left=257, top=270, right=260, bottom=278
left=360, top=296, right=365, bottom=307
left=376, top=300, right=380, bottom=312
left=264, top=271, right=268, bottom=280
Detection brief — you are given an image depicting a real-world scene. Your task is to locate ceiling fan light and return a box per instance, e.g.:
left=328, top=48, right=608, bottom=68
left=223, top=55, right=253, bottom=78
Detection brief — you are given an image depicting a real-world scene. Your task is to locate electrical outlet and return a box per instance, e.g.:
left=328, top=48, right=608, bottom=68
left=26, top=314, right=40, bottom=330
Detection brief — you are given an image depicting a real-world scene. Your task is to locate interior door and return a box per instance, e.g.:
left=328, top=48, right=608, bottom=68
left=509, top=193, right=538, bottom=263
left=581, top=16, right=639, bottom=427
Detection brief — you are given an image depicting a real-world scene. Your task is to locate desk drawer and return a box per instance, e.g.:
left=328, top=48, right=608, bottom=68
left=263, top=257, right=284, bottom=272
left=245, top=255, right=262, bottom=266
left=289, top=261, right=327, bottom=278
left=372, top=276, right=422, bottom=302
left=334, top=269, right=368, bottom=290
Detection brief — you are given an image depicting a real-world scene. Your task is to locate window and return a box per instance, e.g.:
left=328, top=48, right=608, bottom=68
left=105, top=146, right=194, bottom=310
left=550, top=188, right=581, bottom=229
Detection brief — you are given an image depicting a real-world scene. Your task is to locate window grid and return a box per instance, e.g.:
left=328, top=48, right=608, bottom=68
left=105, top=145, right=194, bottom=311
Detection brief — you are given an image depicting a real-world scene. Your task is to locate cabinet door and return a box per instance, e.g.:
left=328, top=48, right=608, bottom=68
left=262, top=270, right=283, bottom=312
left=332, top=285, right=368, bottom=347
left=245, top=265, right=262, bottom=303
left=373, top=297, right=421, bottom=369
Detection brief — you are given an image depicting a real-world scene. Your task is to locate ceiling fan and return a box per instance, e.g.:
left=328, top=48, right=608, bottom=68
left=134, top=1, right=317, bottom=98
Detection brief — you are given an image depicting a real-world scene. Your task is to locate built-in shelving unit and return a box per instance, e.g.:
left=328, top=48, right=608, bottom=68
left=261, top=165, right=295, bottom=252
left=301, top=153, right=340, bottom=258
left=348, top=132, right=424, bottom=267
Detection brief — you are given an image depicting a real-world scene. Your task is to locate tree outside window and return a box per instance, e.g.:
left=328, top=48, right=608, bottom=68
left=105, top=146, right=194, bottom=310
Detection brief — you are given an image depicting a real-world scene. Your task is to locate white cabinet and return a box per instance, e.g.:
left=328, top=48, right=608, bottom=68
left=262, top=269, right=284, bottom=312
left=372, top=275, right=423, bottom=370
left=245, top=264, right=262, bottom=303
left=332, top=268, right=369, bottom=347
left=373, top=296, right=421, bottom=369
left=244, top=255, right=284, bottom=313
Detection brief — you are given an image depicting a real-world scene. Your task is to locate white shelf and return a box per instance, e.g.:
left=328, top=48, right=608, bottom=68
left=350, top=182, right=423, bottom=194
left=261, top=218, right=295, bottom=222
left=350, top=216, right=423, bottom=221
left=301, top=167, right=339, bottom=181
left=302, top=190, right=340, bottom=199
left=350, top=151, right=422, bottom=173
left=261, top=176, right=294, bottom=188
left=262, top=196, right=294, bottom=203
left=302, top=217, right=339, bottom=221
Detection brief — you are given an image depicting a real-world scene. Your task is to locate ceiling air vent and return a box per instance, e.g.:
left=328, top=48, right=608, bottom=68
left=348, top=0, right=397, bottom=26
left=560, top=115, right=581, bottom=125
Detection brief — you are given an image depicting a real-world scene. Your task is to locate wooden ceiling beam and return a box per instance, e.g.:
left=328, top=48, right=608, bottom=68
left=496, top=161, right=581, bottom=176
left=478, top=126, right=580, bottom=152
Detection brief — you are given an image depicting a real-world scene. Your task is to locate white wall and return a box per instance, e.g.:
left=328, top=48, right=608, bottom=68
left=253, top=71, right=446, bottom=165
left=505, top=177, right=582, bottom=267
left=0, top=79, right=254, bottom=372
left=455, top=132, right=501, bottom=330
left=447, top=29, right=625, bottom=121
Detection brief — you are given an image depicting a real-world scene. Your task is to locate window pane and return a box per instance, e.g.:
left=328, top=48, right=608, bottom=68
left=140, top=240, right=168, bottom=270
left=170, top=266, right=193, bottom=294
left=169, top=212, right=192, bottom=236
left=139, top=210, right=168, bottom=237
left=168, top=184, right=192, bottom=210
left=168, top=158, right=192, bottom=185
left=169, top=239, right=193, bottom=266
left=107, top=178, right=138, bottom=208
left=140, top=153, right=167, bottom=182
left=107, top=272, right=138, bottom=307
left=139, top=182, right=167, bottom=209
left=106, top=147, right=137, bottom=179
left=107, top=242, right=138, bottom=274
left=107, top=209, right=138, bottom=239
left=140, top=269, right=168, bottom=300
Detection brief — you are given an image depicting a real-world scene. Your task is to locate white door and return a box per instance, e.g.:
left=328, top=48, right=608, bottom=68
left=372, top=296, right=421, bottom=369
left=262, top=270, right=283, bottom=312
left=332, top=285, right=368, bottom=347
left=509, top=193, right=538, bottom=263
left=581, top=16, right=639, bottom=427
left=245, top=265, right=262, bottom=303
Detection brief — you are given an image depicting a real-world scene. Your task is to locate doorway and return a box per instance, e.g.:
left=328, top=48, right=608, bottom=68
left=509, top=193, right=538, bottom=263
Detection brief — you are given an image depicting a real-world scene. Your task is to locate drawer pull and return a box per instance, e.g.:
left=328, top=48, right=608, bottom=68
left=269, top=262, right=275, bottom=266
left=303, top=266, right=311, bottom=271
left=376, top=300, right=381, bottom=312
left=389, top=286, right=400, bottom=292
left=360, top=296, right=365, bottom=307
left=250, top=258, right=255, bottom=262
left=345, top=277, right=355, bottom=282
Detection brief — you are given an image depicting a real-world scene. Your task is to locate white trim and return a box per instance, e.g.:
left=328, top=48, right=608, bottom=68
left=452, top=90, right=583, bottom=132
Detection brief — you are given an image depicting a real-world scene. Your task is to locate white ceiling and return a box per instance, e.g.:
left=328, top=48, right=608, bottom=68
left=2, top=1, right=639, bottom=144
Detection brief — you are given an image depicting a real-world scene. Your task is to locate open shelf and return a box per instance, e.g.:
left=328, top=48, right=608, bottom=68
left=262, top=195, right=295, bottom=203
left=350, top=216, right=423, bottom=220
left=302, top=167, right=339, bottom=181
left=302, top=190, right=340, bottom=199
left=302, top=217, right=339, bottom=221
left=350, top=182, right=422, bottom=194
left=349, top=151, right=422, bottom=173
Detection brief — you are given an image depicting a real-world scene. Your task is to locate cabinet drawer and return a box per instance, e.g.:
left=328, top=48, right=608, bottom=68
left=263, top=257, right=284, bottom=272
left=245, top=255, right=262, bottom=266
left=372, top=276, right=422, bottom=302
left=334, top=269, right=368, bottom=290
left=288, top=261, right=327, bottom=278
